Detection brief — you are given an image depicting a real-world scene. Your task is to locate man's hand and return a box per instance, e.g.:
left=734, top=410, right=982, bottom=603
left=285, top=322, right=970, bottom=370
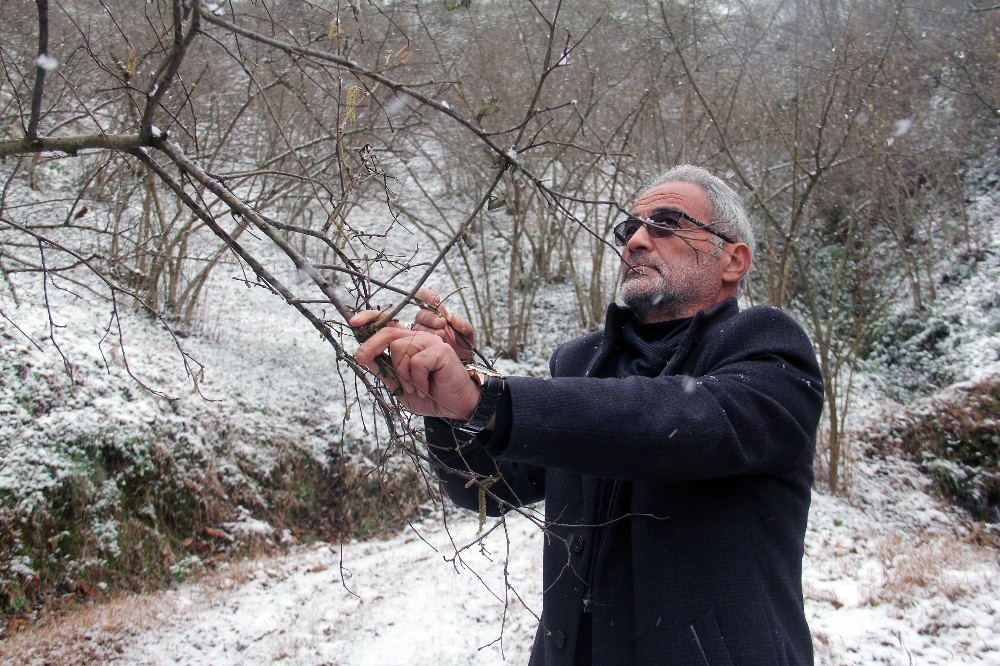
left=351, top=310, right=480, bottom=421
left=411, top=287, right=477, bottom=362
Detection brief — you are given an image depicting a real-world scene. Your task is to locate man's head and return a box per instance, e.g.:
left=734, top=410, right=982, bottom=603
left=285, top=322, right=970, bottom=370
left=616, top=165, right=753, bottom=323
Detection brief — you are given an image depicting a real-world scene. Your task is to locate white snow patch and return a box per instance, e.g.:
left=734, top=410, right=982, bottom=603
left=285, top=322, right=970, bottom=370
left=35, top=53, right=58, bottom=71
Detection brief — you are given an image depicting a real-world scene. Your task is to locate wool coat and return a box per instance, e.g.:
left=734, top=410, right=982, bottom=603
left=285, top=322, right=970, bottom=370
left=426, top=298, right=824, bottom=665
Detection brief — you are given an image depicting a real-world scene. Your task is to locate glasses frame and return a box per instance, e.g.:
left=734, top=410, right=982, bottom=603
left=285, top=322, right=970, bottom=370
left=613, top=210, right=736, bottom=247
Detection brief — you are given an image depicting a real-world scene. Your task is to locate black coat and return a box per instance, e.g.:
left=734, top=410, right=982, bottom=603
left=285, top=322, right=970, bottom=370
left=427, top=298, right=824, bottom=665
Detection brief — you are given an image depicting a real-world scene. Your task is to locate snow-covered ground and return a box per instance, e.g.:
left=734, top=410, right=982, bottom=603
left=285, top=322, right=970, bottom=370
left=2, top=453, right=997, bottom=665
left=100, top=465, right=1000, bottom=665
left=129, top=465, right=1000, bottom=664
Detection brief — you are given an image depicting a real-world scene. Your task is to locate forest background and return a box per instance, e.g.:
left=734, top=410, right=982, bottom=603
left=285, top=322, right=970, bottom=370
left=1, top=0, right=998, bottom=654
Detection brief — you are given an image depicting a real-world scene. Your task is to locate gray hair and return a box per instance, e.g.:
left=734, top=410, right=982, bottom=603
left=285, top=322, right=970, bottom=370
left=635, top=164, right=755, bottom=293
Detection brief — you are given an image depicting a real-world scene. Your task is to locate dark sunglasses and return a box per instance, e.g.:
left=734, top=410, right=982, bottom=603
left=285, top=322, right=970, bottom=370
left=613, top=210, right=735, bottom=246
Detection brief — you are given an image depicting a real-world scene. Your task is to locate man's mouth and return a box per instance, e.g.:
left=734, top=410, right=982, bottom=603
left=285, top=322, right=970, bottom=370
left=627, top=263, right=656, bottom=277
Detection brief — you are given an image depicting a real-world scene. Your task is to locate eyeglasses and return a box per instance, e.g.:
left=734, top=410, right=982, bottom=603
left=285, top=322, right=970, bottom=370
left=613, top=210, right=735, bottom=246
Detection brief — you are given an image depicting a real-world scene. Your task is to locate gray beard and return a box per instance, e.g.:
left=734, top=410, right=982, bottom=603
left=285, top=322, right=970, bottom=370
left=617, top=252, right=720, bottom=322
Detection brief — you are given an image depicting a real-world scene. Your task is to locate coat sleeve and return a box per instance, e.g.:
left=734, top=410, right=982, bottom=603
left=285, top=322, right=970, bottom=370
left=424, top=343, right=574, bottom=514
left=488, top=307, right=824, bottom=482
left=424, top=415, right=546, bottom=516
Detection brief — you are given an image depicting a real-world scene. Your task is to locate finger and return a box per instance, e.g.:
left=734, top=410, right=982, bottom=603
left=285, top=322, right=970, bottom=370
left=388, top=329, right=426, bottom=356
left=415, top=287, right=450, bottom=323
left=394, top=353, right=417, bottom=394
left=355, top=327, right=427, bottom=365
left=408, top=354, right=430, bottom=398
left=407, top=345, right=456, bottom=406
left=414, top=310, right=451, bottom=335
left=349, top=311, right=405, bottom=341
left=349, top=310, right=385, bottom=327
left=413, top=308, right=447, bottom=331
left=415, top=287, right=442, bottom=309
left=388, top=335, right=425, bottom=382
left=448, top=314, right=475, bottom=340
left=445, top=316, right=476, bottom=360
left=354, top=349, right=393, bottom=380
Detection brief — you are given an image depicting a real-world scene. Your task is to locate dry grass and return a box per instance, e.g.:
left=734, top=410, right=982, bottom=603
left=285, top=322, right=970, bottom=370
left=804, top=582, right=844, bottom=610
left=0, top=553, right=281, bottom=666
left=0, top=591, right=177, bottom=666
left=864, top=532, right=981, bottom=607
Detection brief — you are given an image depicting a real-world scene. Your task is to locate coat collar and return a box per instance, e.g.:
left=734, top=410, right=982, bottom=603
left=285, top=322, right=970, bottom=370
left=585, top=297, right=740, bottom=377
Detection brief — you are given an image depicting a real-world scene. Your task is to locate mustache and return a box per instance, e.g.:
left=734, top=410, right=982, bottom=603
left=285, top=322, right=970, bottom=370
left=622, top=252, right=663, bottom=275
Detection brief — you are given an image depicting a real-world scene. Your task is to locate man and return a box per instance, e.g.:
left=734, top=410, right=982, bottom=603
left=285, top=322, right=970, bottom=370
left=352, top=164, right=824, bottom=665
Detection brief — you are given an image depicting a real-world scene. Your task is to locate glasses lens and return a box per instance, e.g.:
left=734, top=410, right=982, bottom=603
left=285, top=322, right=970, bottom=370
left=614, top=218, right=643, bottom=246
left=647, top=211, right=683, bottom=230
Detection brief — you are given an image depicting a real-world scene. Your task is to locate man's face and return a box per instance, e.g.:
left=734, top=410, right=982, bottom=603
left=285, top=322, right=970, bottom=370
left=617, top=181, right=729, bottom=323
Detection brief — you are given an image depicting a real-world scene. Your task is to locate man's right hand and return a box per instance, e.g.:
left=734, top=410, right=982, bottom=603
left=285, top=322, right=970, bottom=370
left=350, top=313, right=480, bottom=422
left=411, top=287, right=477, bottom=362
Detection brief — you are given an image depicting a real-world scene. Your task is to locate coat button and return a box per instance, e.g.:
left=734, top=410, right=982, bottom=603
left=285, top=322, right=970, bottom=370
left=571, top=535, right=585, bottom=554
left=553, top=630, right=566, bottom=649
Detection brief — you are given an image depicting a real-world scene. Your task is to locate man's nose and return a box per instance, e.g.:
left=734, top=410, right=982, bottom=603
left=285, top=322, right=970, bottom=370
left=625, top=223, right=654, bottom=253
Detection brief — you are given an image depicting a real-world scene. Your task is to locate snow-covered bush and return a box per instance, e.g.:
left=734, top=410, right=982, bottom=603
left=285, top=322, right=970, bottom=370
left=0, top=321, right=431, bottom=619
left=864, top=376, right=1000, bottom=526
left=864, top=310, right=963, bottom=401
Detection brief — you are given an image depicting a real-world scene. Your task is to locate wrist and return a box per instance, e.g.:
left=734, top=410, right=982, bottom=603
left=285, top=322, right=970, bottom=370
left=446, top=364, right=505, bottom=436
left=458, top=382, right=482, bottom=421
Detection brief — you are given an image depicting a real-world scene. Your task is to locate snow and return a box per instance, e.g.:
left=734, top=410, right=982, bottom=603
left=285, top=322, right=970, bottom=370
left=7, top=458, right=996, bottom=665
left=34, top=54, right=58, bottom=71
left=805, top=457, right=1000, bottom=664
left=105, top=512, right=542, bottom=665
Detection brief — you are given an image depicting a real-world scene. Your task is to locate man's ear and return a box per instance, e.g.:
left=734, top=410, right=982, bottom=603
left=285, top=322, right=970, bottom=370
left=721, top=243, right=751, bottom=287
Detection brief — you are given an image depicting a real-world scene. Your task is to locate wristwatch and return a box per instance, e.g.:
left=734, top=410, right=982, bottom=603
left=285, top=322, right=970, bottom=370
left=446, top=364, right=506, bottom=436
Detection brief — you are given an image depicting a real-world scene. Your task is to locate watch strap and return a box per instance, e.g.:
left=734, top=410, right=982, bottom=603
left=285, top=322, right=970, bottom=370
left=446, top=367, right=506, bottom=436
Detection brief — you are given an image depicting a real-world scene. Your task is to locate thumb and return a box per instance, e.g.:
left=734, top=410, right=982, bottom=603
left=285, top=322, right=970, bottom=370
left=449, top=314, right=474, bottom=337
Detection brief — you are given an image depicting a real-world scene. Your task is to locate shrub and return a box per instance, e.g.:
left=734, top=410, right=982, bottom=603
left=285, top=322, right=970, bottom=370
left=1, top=428, right=434, bottom=626
left=864, top=376, right=1000, bottom=524
left=862, top=310, right=962, bottom=401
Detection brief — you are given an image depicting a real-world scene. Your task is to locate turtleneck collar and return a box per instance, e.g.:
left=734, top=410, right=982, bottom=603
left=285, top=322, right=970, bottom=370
left=592, top=298, right=740, bottom=378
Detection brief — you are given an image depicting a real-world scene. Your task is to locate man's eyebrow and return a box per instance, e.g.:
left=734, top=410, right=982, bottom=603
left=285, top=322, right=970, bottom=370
left=647, top=208, right=692, bottom=220
left=625, top=207, right=683, bottom=218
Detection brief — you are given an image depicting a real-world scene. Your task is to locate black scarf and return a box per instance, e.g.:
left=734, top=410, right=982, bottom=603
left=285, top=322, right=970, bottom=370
left=615, top=315, right=693, bottom=378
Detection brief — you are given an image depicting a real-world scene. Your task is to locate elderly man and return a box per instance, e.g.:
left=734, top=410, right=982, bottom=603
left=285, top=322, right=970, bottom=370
left=353, top=164, right=823, bottom=665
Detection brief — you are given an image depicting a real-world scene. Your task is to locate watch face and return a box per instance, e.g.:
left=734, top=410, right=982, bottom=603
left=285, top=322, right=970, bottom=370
left=467, top=364, right=502, bottom=385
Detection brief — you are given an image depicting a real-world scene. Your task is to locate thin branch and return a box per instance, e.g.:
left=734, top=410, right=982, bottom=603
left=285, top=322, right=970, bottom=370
left=196, top=6, right=530, bottom=186
left=27, top=0, right=50, bottom=139
left=153, top=139, right=355, bottom=321
left=141, top=0, right=199, bottom=138
left=0, top=215, right=201, bottom=398
left=378, top=167, right=507, bottom=327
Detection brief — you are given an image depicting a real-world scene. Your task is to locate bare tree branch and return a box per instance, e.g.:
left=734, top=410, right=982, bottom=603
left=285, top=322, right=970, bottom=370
left=0, top=133, right=146, bottom=158
left=26, top=0, right=50, bottom=139
left=141, top=0, right=200, bottom=140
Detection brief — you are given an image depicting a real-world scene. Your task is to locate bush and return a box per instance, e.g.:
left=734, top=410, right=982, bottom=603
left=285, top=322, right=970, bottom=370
left=864, top=376, right=1000, bottom=523
left=0, top=427, right=433, bottom=624
left=862, top=310, right=962, bottom=401
left=0, top=334, right=434, bottom=628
